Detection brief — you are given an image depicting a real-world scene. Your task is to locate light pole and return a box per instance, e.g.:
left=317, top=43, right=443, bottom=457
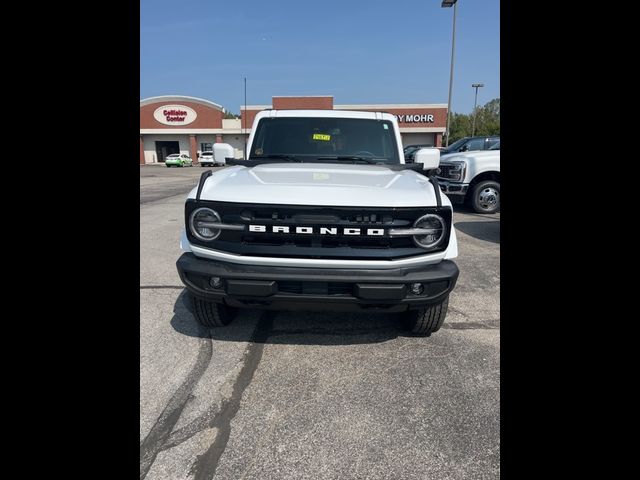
left=442, top=0, right=458, bottom=147
left=471, top=83, right=484, bottom=136
left=244, top=77, right=247, bottom=159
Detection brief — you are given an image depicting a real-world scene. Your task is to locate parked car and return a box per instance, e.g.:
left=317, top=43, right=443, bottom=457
left=439, top=136, right=499, bottom=156
left=165, top=153, right=193, bottom=167
left=403, top=144, right=434, bottom=163
left=437, top=142, right=500, bottom=213
left=199, top=151, right=216, bottom=167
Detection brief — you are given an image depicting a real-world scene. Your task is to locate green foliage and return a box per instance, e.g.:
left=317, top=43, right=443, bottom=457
left=223, top=111, right=240, bottom=119
left=445, top=98, right=500, bottom=143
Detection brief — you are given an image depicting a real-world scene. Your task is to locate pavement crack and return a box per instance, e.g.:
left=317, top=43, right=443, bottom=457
left=189, top=311, right=274, bottom=480
left=139, top=334, right=213, bottom=479
left=448, top=306, right=470, bottom=319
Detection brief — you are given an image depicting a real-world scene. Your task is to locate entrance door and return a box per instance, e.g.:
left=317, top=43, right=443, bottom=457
left=155, top=141, right=180, bottom=163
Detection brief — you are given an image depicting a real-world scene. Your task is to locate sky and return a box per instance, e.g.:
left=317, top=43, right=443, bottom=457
left=140, top=0, right=499, bottom=115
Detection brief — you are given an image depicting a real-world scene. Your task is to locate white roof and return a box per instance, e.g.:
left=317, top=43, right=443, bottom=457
left=140, top=95, right=224, bottom=111
left=254, top=109, right=396, bottom=122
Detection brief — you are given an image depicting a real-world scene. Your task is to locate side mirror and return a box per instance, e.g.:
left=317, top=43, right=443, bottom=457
left=413, top=148, right=440, bottom=171
left=213, top=143, right=234, bottom=165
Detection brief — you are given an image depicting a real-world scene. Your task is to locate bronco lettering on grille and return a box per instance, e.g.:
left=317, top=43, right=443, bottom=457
left=248, top=225, right=385, bottom=236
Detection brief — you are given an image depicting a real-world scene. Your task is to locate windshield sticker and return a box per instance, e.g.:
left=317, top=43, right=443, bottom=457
left=312, top=133, right=331, bottom=141
left=255, top=148, right=263, bottom=155
left=383, top=124, right=389, bottom=129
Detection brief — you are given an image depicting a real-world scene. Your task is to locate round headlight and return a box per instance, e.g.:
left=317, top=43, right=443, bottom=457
left=189, top=208, right=222, bottom=241
left=412, top=214, right=446, bottom=249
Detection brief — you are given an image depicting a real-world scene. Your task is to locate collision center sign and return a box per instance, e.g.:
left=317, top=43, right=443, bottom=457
left=153, top=105, right=197, bottom=125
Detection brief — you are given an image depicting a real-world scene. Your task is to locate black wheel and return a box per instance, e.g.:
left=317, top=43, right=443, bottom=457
left=470, top=180, right=500, bottom=214
left=402, top=296, right=449, bottom=336
left=191, top=296, right=238, bottom=327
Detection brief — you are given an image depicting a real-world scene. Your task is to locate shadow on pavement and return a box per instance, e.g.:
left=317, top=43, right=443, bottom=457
left=454, top=221, right=500, bottom=244
left=170, top=289, right=407, bottom=345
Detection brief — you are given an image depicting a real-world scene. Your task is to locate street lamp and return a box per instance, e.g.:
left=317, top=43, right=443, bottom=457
left=471, top=83, right=484, bottom=136
left=442, top=0, right=458, bottom=147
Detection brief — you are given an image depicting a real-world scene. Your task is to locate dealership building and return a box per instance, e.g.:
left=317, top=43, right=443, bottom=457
left=140, top=95, right=447, bottom=164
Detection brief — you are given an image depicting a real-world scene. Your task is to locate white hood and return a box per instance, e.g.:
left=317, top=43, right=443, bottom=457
left=189, top=163, right=449, bottom=207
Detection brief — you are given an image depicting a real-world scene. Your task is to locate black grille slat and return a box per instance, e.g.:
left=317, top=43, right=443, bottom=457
left=438, top=164, right=458, bottom=180
left=242, top=232, right=414, bottom=249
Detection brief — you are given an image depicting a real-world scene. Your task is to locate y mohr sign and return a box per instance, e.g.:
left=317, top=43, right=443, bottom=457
left=395, top=114, right=435, bottom=123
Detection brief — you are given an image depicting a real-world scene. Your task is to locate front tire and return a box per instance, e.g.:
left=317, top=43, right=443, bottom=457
left=471, top=180, right=500, bottom=214
left=402, top=296, right=449, bottom=336
left=192, top=296, right=237, bottom=327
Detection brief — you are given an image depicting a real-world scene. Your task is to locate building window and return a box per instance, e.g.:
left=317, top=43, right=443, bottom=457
left=200, top=142, right=213, bottom=152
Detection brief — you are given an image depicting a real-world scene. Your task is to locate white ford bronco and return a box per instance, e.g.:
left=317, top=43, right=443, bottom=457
left=177, top=109, right=459, bottom=336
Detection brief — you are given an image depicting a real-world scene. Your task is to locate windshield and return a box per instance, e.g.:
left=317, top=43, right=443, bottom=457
left=442, top=137, right=469, bottom=152
left=489, top=141, right=500, bottom=150
left=404, top=146, right=419, bottom=155
left=167, top=154, right=179, bottom=158
left=250, top=117, right=400, bottom=164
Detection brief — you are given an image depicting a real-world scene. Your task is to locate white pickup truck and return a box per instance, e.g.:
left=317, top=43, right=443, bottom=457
left=436, top=141, right=500, bottom=214
left=176, top=109, right=459, bottom=336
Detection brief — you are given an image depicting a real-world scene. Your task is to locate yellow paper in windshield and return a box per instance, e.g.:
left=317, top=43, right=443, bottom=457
left=312, top=133, right=331, bottom=141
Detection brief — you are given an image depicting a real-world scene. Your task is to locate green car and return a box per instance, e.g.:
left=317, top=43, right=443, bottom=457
left=165, top=153, right=193, bottom=167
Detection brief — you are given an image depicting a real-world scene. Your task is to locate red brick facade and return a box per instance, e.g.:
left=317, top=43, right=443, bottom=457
left=272, top=96, right=333, bottom=110
left=189, top=135, right=198, bottom=165
left=240, top=108, right=261, bottom=132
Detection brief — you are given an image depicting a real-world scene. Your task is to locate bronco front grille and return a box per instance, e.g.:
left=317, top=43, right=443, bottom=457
left=185, top=201, right=452, bottom=260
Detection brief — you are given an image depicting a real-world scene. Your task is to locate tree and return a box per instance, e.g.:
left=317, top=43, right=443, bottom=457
left=223, top=111, right=239, bottom=119
left=448, top=112, right=473, bottom=143
left=445, top=98, right=500, bottom=143
left=472, top=98, right=500, bottom=137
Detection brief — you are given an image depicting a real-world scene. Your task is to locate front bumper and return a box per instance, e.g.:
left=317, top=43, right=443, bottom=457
left=176, top=253, right=459, bottom=312
left=437, top=179, right=469, bottom=196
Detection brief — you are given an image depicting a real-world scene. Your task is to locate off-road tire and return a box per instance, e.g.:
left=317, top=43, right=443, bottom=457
left=403, top=296, right=449, bottom=336
left=192, top=296, right=237, bottom=327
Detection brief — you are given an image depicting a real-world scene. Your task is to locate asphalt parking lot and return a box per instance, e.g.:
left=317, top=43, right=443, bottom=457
left=140, top=164, right=500, bottom=480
